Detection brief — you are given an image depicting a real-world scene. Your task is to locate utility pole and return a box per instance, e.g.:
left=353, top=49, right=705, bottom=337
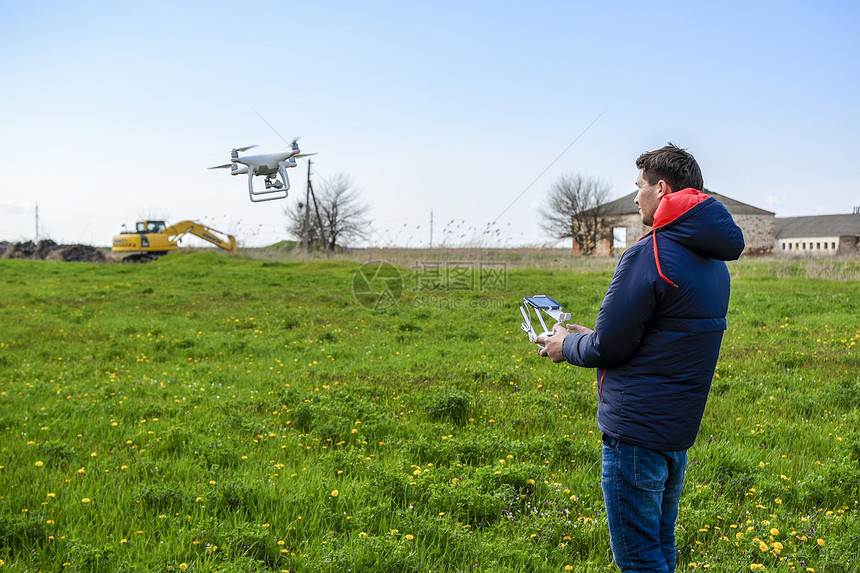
left=302, top=160, right=312, bottom=253
left=306, top=160, right=327, bottom=254
left=35, top=204, right=40, bottom=242
left=429, top=209, right=434, bottom=248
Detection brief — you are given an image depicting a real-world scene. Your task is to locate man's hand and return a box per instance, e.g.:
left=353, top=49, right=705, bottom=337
left=537, top=323, right=594, bottom=363
left=536, top=323, right=568, bottom=362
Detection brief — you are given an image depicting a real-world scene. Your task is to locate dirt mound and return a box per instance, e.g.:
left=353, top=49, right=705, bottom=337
left=0, top=240, right=107, bottom=263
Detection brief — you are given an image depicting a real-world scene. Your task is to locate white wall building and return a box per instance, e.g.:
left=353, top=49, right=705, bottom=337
left=776, top=214, right=860, bottom=256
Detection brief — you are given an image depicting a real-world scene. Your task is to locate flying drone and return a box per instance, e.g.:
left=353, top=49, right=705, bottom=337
left=209, top=138, right=316, bottom=202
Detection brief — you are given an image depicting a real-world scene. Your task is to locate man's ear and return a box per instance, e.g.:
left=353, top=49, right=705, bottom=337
left=657, top=180, right=674, bottom=198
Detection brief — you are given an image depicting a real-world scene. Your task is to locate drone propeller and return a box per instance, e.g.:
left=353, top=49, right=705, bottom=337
left=233, top=145, right=258, bottom=153
left=208, top=163, right=233, bottom=170
left=294, top=153, right=317, bottom=158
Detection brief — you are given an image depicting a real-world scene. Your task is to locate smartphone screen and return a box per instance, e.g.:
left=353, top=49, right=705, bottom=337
left=523, top=295, right=561, bottom=310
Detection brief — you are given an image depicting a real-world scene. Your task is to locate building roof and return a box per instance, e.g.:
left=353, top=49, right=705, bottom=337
left=776, top=214, right=860, bottom=239
left=599, top=190, right=774, bottom=217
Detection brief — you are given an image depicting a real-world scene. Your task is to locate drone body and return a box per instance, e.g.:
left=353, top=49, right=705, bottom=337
left=209, top=139, right=315, bottom=202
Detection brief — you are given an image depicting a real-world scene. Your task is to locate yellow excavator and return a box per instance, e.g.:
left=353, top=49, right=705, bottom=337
left=112, top=220, right=237, bottom=262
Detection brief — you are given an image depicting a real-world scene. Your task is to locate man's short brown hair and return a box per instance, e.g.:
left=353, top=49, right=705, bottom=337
left=636, top=143, right=703, bottom=192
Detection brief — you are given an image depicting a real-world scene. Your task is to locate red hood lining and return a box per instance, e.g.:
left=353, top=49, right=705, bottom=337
left=643, top=188, right=709, bottom=287
left=653, top=188, right=709, bottom=230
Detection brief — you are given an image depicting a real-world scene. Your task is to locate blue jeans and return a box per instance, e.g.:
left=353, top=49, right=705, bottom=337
left=601, top=434, right=688, bottom=572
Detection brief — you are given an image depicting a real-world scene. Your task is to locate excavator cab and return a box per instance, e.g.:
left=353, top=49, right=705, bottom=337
left=136, top=221, right=167, bottom=233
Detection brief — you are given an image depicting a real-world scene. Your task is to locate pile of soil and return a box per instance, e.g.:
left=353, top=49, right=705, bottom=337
left=0, top=240, right=107, bottom=263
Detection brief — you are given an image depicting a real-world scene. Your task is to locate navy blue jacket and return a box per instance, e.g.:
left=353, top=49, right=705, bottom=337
left=562, top=189, right=745, bottom=451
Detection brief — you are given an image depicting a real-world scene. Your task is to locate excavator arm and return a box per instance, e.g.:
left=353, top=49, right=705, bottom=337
left=162, top=221, right=238, bottom=254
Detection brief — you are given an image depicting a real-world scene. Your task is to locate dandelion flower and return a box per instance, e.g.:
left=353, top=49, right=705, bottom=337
left=81, top=498, right=91, bottom=504
left=331, top=490, right=339, bottom=497
left=816, top=538, right=825, bottom=546
left=405, top=534, right=414, bottom=541
left=35, top=461, right=44, bottom=467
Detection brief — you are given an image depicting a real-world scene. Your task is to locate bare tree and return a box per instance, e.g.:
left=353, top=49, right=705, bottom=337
left=539, top=173, right=614, bottom=255
left=284, top=173, right=371, bottom=251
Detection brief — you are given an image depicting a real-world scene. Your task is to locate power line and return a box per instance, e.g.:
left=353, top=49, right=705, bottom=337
left=491, top=107, right=608, bottom=224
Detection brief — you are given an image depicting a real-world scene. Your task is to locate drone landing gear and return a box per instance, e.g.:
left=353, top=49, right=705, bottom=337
left=247, top=170, right=290, bottom=203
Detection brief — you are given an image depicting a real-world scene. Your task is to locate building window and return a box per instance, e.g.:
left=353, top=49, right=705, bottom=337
left=832, top=242, right=836, bottom=249
left=816, top=242, right=821, bottom=250
left=802, top=243, right=806, bottom=250
left=612, top=227, right=627, bottom=250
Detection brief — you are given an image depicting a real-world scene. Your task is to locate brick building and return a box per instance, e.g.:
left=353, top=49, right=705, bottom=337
left=583, top=190, right=775, bottom=256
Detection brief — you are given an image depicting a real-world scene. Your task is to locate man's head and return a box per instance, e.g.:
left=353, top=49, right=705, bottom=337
left=634, top=143, right=703, bottom=227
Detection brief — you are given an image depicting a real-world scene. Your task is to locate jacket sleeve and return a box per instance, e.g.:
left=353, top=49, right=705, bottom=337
left=562, top=243, right=661, bottom=368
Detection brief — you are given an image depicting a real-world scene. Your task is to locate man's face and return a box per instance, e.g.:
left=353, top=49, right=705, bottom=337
left=634, top=169, right=664, bottom=227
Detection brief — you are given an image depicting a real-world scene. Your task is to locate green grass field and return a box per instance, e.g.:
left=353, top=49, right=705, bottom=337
left=1, top=253, right=858, bottom=572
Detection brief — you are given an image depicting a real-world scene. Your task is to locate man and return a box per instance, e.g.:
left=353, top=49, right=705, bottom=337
left=537, top=143, right=744, bottom=572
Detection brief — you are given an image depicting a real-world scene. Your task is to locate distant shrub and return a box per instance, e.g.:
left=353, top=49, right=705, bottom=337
left=209, top=481, right=259, bottom=513
left=135, top=485, right=188, bottom=512
left=38, top=439, right=77, bottom=467
left=422, top=389, right=472, bottom=425
left=197, top=439, right=243, bottom=469
left=65, top=540, right=118, bottom=573
left=825, top=377, right=860, bottom=412
left=798, top=455, right=860, bottom=509
left=0, top=512, right=48, bottom=552
left=290, top=401, right=316, bottom=432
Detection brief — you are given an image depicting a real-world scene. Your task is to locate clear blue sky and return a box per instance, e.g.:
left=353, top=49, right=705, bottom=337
left=2, top=1, right=858, bottom=248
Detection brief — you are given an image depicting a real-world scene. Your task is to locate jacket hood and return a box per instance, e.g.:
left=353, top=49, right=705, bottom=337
left=651, top=188, right=745, bottom=261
